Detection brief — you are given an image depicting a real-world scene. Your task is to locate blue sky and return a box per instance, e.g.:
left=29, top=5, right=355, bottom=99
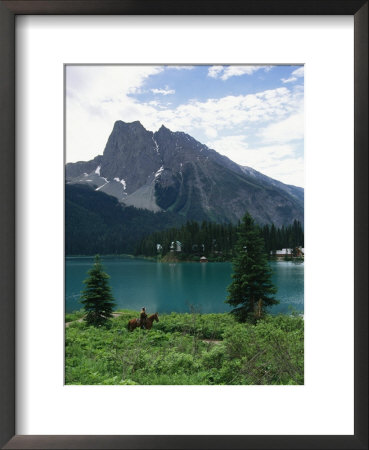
left=66, top=65, right=304, bottom=187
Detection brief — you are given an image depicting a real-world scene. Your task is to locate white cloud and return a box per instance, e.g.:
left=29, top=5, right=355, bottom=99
left=259, top=111, right=304, bottom=144
left=220, top=66, right=267, bottom=80
left=281, top=66, right=304, bottom=83
left=206, top=136, right=249, bottom=161
left=167, top=65, right=194, bottom=70
left=259, top=156, right=304, bottom=187
left=151, top=87, right=175, bottom=95
left=207, top=136, right=304, bottom=186
left=145, top=87, right=303, bottom=136
left=66, top=65, right=304, bottom=187
left=208, top=66, right=224, bottom=78
left=208, top=65, right=270, bottom=80
left=281, top=76, right=297, bottom=84
left=292, top=66, right=304, bottom=77
left=205, top=127, right=218, bottom=138
left=66, top=65, right=163, bottom=161
left=66, top=65, right=163, bottom=103
left=207, top=137, right=296, bottom=167
left=67, top=64, right=302, bottom=164
left=259, top=157, right=304, bottom=187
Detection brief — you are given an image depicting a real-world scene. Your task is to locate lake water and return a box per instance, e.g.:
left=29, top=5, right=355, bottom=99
left=65, top=257, right=304, bottom=315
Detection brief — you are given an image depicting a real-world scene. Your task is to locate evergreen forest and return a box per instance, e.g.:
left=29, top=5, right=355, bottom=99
left=136, top=219, right=304, bottom=260
left=66, top=183, right=303, bottom=260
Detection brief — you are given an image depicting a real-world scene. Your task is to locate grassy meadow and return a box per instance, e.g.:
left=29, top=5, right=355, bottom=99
left=65, top=310, right=304, bottom=385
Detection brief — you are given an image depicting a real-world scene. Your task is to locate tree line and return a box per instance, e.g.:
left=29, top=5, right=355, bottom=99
left=261, top=220, right=304, bottom=254
left=135, top=218, right=304, bottom=259
left=66, top=184, right=303, bottom=259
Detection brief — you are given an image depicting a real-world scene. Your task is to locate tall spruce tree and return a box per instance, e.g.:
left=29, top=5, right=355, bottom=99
left=226, top=213, right=278, bottom=323
left=80, top=255, right=116, bottom=326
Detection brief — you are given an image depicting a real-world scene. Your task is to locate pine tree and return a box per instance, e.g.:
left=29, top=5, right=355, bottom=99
left=80, top=255, right=116, bottom=326
left=226, top=213, right=278, bottom=323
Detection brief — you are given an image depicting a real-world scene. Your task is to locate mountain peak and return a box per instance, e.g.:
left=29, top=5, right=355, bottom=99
left=66, top=119, right=304, bottom=226
left=113, top=120, right=146, bottom=131
left=158, top=124, right=171, bottom=132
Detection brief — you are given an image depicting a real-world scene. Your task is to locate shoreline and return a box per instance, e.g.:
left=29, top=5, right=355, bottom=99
left=66, top=308, right=304, bottom=319
left=66, top=253, right=304, bottom=264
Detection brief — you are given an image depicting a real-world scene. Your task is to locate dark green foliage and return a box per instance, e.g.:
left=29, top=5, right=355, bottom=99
left=136, top=220, right=238, bottom=259
left=261, top=220, right=304, bottom=254
left=220, top=317, right=304, bottom=384
left=136, top=216, right=304, bottom=260
left=154, top=312, right=231, bottom=339
left=65, top=184, right=186, bottom=255
left=226, top=213, right=278, bottom=323
left=65, top=311, right=304, bottom=385
left=80, top=255, right=116, bottom=327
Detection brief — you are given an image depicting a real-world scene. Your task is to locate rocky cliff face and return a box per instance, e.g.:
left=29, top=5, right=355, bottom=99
left=66, top=120, right=304, bottom=227
left=99, top=121, right=162, bottom=194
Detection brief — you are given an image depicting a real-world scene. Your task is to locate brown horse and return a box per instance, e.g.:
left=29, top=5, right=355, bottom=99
left=127, top=313, right=159, bottom=331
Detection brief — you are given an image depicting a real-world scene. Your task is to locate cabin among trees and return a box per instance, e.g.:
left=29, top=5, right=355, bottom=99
left=273, top=248, right=292, bottom=257
left=170, top=241, right=182, bottom=252
left=271, top=247, right=304, bottom=260
left=136, top=219, right=304, bottom=261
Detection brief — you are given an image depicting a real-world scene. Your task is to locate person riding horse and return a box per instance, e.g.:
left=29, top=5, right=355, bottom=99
left=128, top=311, right=159, bottom=331
left=139, top=307, right=148, bottom=329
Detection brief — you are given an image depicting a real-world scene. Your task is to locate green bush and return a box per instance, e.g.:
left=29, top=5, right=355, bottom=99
left=65, top=311, right=303, bottom=385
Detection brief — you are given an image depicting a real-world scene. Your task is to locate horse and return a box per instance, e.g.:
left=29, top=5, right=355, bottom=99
left=127, top=313, right=159, bottom=331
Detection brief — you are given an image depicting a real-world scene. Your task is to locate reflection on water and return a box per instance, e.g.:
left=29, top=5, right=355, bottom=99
left=66, top=257, right=304, bottom=315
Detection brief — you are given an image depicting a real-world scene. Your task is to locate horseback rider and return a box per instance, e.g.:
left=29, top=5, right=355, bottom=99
left=139, top=307, right=148, bottom=329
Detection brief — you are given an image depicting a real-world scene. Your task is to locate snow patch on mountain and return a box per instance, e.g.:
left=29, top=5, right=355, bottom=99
left=95, top=181, right=109, bottom=191
left=152, top=137, right=160, bottom=154
left=154, top=166, right=164, bottom=178
left=114, top=177, right=127, bottom=190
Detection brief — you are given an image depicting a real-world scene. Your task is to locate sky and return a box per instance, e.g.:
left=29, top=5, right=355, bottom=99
left=66, top=65, right=304, bottom=187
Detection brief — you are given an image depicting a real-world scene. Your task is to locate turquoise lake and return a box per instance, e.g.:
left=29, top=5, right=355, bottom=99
left=65, top=257, right=304, bottom=315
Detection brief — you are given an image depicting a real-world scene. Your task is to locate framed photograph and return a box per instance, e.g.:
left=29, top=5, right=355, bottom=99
left=64, top=62, right=306, bottom=383
left=0, top=1, right=367, bottom=449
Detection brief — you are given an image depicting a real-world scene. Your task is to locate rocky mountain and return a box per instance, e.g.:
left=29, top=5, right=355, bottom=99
left=66, top=121, right=304, bottom=227
left=240, top=166, right=304, bottom=204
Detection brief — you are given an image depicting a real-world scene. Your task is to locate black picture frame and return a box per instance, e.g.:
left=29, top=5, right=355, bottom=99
left=0, top=1, right=367, bottom=449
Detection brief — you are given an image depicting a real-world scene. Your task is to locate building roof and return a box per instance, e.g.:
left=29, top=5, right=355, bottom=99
left=275, top=248, right=292, bottom=255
